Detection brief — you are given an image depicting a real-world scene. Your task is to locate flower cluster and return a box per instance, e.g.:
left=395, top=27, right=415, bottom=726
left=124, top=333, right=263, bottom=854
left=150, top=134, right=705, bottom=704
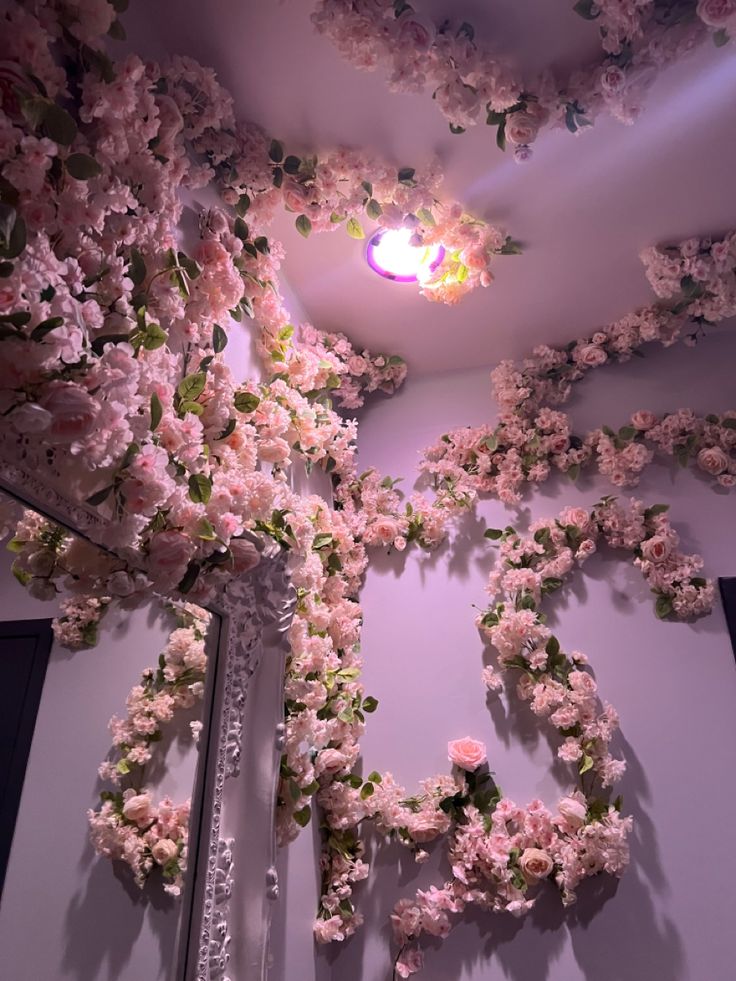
left=312, top=0, right=712, bottom=159
left=420, top=231, right=736, bottom=505
left=87, top=603, right=210, bottom=895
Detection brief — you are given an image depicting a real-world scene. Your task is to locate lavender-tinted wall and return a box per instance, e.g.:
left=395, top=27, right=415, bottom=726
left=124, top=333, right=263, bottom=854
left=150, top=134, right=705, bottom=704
left=305, top=325, right=736, bottom=981
left=0, top=554, right=207, bottom=981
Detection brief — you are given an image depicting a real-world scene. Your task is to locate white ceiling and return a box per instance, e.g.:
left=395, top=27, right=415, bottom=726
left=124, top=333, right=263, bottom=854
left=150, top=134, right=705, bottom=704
left=126, top=1, right=736, bottom=376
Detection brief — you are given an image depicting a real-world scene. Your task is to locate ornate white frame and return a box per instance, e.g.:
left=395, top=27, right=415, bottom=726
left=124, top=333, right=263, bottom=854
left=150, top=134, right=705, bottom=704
left=0, top=430, right=296, bottom=981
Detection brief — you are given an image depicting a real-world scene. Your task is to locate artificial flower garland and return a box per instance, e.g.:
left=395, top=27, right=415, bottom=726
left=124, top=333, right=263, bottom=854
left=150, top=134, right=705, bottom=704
left=0, top=5, right=731, bottom=979
left=312, top=0, right=729, bottom=161
left=88, top=602, right=210, bottom=897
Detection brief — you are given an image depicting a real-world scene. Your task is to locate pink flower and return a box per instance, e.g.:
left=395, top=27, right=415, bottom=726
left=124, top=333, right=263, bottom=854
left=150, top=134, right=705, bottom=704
left=147, top=531, right=194, bottom=584
left=314, top=915, right=344, bottom=944
left=558, top=795, right=587, bottom=830
left=447, top=737, right=486, bottom=771
left=519, top=847, right=554, bottom=880
left=151, top=838, right=179, bottom=865
left=697, top=0, right=736, bottom=27
left=396, top=946, right=424, bottom=978
left=506, top=111, right=541, bottom=146
left=122, top=793, right=153, bottom=827
left=631, top=410, right=657, bottom=431
left=600, top=65, right=626, bottom=96
left=697, top=446, right=728, bottom=475
left=40, top=381, right=99, bottom=442
left=229, top=537, right=261, bottom=574
left=640, top=535, right=672, bottom=563
left=577, top=344, right=608, bottom=368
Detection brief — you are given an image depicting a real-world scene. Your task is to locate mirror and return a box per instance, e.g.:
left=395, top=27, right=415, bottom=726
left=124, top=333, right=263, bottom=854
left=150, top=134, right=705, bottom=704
left=0, top=494, right=221, bottom=979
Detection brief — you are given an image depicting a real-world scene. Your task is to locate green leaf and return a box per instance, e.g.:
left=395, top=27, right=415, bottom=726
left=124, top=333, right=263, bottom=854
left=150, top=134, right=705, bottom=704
left=573, top=0, right=599, bottom=19
left=269, top=139, right=284, bottom=163
left=283, top=155, right=301, bottom=175
left=66, top=153, right=103, bottom=180
left=0, top=261, right=13, bottom=277
left=360, top=783, right=375, bottom=800
left=499, top=236, right=523, bottom=255
left=484, top=528, right=503, bottom=540
left=235, top=193, right=250, bottom=216
left=546, top=635, right=560, bottom=657
left=177, top=560, right=201, bottom=594
left=361, top=180, right=373, bottom=197
left=85, top=484, right=114, bottom=506
left=188, top=473, right=212, bottom=504
left=397, top=167, right=416, bottom=185
left=141, top=322, right=167, bottom=350
left=296, top=214, right=312, bottom=238
left=722, top=418, right=736, bottom=430
left=30, top=316, right=63, bottom=341
left=365, top=199, right=382, bottom=220
left=416, top=207, right=435, bottom=226
left=294, top=805, right=311, bottom=827
left=212, top=323, right=228, bottom=353
left=233, top=217, right=249, bottom=242
left=362, top=696, right=378, bottom=713
left=579, top=754, right=594, bottom=775
left=234, top=390, right=260, bottom=413
left=43, top=103, right=78, bottom=146
left=714, top=28, right=729, bottom=47
left=177, top=251, right=201, bottom=280
left=272, top=167, right=283, bottom=188
left=0, top=213, right=26, bottom=260
left=150, top=392, right=163, bottom=431
left=655, top=595, right=672, bottom=620
left=116, top=759, right=131, bottom=775
left=449, top=123, right=465, bottom=134
left=128, top=247, right=146, bottom=286
left=346, top=217, right=365, bottom=240
left=330, top=212, right=346, bottom=223
left=313, top=532, right=333, bottom=550
left=645, top=504, right=669, bottom=517
left=108, top=17, right=126, bottom=40
left=618, top=426, right=636, bottom=440
left=177, top=372, right=206, bottom=401
left=496, top=116, right=507, bottom=151
left=254, top=236, right=270, bottom=255
left=566, top=463, right=580, bottom=482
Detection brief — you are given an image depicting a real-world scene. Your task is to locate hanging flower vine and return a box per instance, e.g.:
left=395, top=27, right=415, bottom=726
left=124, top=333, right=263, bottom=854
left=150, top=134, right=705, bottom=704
left=312, top=0, right=728, bottom=161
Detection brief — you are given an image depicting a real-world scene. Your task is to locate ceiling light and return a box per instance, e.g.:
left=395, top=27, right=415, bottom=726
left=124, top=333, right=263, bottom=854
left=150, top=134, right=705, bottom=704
left=366, top=227, right=445, bottom=283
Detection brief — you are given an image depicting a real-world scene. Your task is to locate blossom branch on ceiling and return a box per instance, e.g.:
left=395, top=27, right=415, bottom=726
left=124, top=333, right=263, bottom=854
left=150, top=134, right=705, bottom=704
left=312, top=0, right=730, bottom=160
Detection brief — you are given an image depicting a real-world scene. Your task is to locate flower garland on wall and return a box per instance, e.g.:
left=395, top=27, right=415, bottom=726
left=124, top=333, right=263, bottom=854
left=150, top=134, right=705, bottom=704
left=88, top=602, right=210, bottom=897
left=311, top=1, right=729, bottom=160
left=0, top=4, right=731, bottom=978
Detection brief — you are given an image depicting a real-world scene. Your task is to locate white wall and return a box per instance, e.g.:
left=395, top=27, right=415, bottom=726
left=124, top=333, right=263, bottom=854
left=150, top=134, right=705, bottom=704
left=311, top=325, right=736, bottom=981
left=0, top=550, right=207, bottom=981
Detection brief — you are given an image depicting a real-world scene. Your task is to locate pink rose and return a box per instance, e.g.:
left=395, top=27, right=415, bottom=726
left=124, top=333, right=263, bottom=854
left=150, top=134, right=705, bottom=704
left=122, top=793, right=153, bottom=827
left=560, top=506, right=590, bottom=529
left=229, top=537, right=261, bottom=574
left=631, top=410, right=657, bottom=431
left=519, top=847, right=554, bottom=880
left=40, top=382, right=99, bottom=442
left=151, top=838, right=179, bottom=865
left=9, top=402, right=52, bottom=434
left=372, top=516, right=400, bottom=544
left=395, top=11, right=435, bottom=50
left=408, top=811, right=448, bottom=844
left=347, top=355, right=368, bottom=375
left=577, top=344, right=608, bottom=368
left=697, top=0, right=736, bottom=27
left=600, top=65, right=626, bottom=96
left=506, top=111, right=541, bottom=146
left=147, top=531, right=194, bottom=583
left=558, top=795, right=587, bottom=830
left=697, top=445, right=728, bottom=475
left=640, top=534, right=672, bottom=563
left=448, top=737, right=487, bottom=771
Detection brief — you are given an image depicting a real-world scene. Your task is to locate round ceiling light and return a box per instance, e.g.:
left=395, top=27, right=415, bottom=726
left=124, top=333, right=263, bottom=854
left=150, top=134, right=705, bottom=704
left=366, top=227, right=445, bottom=284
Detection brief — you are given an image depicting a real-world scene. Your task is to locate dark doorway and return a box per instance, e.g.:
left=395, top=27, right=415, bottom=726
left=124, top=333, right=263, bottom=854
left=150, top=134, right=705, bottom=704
left=0, top=619, right=53, bottom=897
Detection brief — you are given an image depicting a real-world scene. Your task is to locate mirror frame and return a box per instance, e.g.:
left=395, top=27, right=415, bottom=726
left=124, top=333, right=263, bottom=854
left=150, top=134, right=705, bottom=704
left=0, top=433, right=295, bottom=981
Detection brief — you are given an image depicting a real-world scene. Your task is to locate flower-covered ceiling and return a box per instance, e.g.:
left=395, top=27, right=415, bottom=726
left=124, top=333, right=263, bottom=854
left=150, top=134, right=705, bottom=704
left=125, top=0, right=736, bottom=375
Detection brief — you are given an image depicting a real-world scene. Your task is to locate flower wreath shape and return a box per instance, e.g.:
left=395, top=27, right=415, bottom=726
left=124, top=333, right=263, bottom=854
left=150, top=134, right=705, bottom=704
left=312, top=0, right=733, bottom=161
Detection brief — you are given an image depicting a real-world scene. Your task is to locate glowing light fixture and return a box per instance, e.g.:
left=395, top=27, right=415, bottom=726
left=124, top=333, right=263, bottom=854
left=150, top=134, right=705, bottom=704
left=366, top=227, right=445, bottom=283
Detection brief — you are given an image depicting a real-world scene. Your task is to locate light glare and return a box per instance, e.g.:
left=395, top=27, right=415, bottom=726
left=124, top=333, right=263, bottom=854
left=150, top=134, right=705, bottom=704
left=366, top=228, right=444, bottom=283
